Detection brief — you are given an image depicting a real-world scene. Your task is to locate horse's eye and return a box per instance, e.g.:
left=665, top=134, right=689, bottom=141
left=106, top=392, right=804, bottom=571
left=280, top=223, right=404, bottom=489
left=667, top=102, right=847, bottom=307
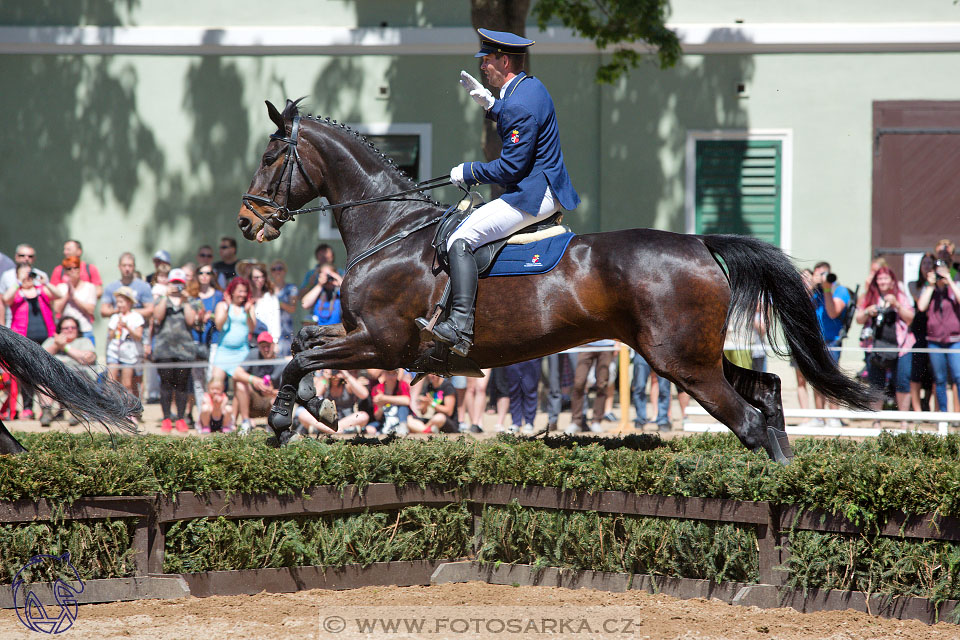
left=262, top=154, right=278, bottom=166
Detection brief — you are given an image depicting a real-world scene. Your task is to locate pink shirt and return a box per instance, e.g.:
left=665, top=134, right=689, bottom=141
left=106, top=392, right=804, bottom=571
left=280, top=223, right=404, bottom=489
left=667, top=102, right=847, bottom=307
left=9, top=289, right=55, bottom=337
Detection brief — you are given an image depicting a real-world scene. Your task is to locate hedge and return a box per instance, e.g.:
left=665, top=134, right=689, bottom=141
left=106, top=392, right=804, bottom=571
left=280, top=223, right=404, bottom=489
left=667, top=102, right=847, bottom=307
left=2, top=431, right=960, bottom=603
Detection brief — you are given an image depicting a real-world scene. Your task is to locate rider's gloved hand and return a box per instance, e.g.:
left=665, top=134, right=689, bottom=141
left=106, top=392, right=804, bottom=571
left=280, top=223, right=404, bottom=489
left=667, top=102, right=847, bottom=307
left=459, top=71, right=495, bottom=111
left=450, top=164, right=466, bottom=189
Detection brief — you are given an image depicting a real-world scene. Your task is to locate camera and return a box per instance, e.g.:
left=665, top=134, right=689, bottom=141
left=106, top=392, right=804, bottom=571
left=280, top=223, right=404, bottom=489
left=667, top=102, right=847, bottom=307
left=29, top=270, right=38, bottom=279
left=825, top=273, right=837, bottom=284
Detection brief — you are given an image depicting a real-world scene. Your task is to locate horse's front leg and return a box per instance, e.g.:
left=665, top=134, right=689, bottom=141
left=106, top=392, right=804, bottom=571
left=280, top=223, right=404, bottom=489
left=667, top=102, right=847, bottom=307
left=269, top=328, right=380, bottom=439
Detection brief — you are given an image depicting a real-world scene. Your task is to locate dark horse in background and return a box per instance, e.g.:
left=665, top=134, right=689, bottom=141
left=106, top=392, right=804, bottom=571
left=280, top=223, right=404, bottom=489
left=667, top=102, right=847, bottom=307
left=0, top=326, right=141, bottom=454
left=237, top=99, right=875, bottom=463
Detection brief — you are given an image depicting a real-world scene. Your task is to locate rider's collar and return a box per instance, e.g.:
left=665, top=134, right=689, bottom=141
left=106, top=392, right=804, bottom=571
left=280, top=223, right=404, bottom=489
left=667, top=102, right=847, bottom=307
left=499, top=72, right=526, bottom=99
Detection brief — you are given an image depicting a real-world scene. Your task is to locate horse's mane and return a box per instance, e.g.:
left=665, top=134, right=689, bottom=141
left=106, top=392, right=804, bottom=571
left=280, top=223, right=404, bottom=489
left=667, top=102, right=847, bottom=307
left=281, top=98, right=443, bottom=209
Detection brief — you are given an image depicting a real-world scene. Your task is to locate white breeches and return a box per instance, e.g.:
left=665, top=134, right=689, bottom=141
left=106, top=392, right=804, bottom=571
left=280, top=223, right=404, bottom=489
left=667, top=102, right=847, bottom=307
left=446, top=187, right=560, bottom=251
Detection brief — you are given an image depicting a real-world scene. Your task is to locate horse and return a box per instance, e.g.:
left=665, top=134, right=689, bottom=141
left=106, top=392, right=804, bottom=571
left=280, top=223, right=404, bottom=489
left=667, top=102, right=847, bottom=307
left=237, top=98, right=875, bottom=463
left=0, top=326, right=141, bottom=454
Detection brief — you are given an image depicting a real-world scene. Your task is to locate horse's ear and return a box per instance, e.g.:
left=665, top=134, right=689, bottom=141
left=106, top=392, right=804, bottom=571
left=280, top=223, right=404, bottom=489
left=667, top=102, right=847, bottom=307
left=266, top=101, right=284, bottom=131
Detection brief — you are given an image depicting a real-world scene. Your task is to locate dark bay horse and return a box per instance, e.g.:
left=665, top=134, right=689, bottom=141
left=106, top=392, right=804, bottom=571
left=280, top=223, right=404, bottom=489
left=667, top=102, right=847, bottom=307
left=0, top=326, right=141, bottom=454
left=237, top=99, right=875, bottom=462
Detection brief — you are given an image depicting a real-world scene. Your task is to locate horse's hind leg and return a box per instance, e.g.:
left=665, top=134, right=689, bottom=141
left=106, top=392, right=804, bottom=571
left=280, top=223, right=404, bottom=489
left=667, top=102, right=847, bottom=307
left=722, top=359, right=793, bottom=463
left=0, top=419, right=27, bottom=455
left=642, top=347, right=783, bottom=462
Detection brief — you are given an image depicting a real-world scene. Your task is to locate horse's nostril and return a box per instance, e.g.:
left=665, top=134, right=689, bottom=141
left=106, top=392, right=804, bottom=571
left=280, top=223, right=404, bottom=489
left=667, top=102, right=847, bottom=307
left=238, top=217, right=250, bottom=231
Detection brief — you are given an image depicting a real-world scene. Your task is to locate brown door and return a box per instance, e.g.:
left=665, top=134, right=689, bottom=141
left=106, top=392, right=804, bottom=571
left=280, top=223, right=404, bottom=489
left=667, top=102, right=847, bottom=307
left=872, top=101, right=960, bottom=279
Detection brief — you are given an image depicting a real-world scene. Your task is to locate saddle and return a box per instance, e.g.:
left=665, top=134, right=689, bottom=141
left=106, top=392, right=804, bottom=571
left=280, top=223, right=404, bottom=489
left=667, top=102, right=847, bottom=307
left=411, top=192, right=569, bottom=381
left=431, top=192, right=566, bottom=275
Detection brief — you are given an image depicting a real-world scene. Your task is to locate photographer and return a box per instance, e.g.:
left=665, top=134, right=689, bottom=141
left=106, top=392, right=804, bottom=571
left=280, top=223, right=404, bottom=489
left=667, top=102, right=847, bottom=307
left=805, top=261, right=851, bottom=427
left=153, top=269, right=198, bottom=433
left=856, top=266, right=915, bottom=419
left=3, top=263, right=61, bottom=419
left=300, top=262, right=342, bottom=326
left=917, top=256, right=960, bottom=412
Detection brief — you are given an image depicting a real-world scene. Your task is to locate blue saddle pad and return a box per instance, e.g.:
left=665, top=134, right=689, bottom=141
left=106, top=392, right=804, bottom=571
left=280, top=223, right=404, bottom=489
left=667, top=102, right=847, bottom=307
left=483, top=232, right=575, bottom=278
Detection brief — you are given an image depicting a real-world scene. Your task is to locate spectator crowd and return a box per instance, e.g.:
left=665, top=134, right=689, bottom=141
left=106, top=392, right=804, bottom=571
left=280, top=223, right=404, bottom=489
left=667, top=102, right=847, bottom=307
left=1, top=236, right=959, bottom=436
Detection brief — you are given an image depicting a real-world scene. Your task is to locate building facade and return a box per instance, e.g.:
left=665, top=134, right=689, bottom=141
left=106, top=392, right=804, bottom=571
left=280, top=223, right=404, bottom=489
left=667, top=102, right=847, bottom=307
left=2, top=1, right=959, bottom=342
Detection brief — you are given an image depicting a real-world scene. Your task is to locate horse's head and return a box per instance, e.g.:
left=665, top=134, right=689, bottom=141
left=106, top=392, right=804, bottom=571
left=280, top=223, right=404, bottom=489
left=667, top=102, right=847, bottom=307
left=239, top=99, right=321, bottom=243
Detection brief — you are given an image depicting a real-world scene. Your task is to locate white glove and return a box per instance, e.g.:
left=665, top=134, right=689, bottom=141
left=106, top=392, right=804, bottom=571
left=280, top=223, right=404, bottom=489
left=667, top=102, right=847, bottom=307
left=459, top=70, right=495, bottom=111
left=450, top=164, right=466, bottom=189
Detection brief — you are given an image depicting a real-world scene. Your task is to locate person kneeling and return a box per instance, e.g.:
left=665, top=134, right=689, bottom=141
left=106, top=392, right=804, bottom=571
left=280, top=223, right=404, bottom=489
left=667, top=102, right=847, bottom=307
left=409, top=373, right=460, bottom=434
left=232, top=331, right=288, bottom=435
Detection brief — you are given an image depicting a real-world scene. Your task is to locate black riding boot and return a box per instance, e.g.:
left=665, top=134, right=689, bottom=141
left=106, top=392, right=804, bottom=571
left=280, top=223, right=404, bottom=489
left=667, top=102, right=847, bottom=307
left=422, top=239, right=477, bottom=357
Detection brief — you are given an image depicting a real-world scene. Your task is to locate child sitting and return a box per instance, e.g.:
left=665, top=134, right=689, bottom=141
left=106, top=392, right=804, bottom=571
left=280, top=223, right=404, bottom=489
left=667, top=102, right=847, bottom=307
left=199, top=374, right=234, bottom=434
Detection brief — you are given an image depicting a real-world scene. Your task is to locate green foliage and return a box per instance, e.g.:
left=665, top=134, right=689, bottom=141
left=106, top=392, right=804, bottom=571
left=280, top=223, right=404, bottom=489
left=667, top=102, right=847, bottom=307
left=786, top=530, right=960, bottom=603
left=0, top=519, right=137, bottom=584
left=532, top=0, right=682, bottom=83
left=478, top=502, right=758, bottom=583
left=5, top=431, right=960, bottom=604
left=163, top=504, right=472, bottom=573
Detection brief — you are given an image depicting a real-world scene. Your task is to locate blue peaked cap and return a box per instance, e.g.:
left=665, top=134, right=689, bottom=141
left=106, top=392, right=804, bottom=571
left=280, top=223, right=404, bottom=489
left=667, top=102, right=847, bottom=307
left=475, top=28, right=535, bottom=57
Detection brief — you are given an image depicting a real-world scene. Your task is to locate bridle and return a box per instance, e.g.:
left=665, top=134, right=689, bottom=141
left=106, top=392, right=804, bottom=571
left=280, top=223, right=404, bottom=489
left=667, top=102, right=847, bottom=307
left=242, top=116, right=321, bottom=229
left=242, top=115, right=452, bottom=230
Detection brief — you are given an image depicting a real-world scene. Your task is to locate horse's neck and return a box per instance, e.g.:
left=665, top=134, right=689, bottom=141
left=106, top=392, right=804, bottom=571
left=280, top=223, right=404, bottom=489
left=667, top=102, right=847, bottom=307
left=312, top=127, right=441, bottom=255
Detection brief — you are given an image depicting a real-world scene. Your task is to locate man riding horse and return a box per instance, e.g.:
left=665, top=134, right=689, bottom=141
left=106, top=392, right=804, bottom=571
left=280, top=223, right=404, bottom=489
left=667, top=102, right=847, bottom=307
left=416, top=28, right=581, bottom=357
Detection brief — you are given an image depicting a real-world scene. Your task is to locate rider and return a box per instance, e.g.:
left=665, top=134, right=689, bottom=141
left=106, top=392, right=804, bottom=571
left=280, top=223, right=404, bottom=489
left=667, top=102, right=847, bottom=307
left=417, top=28, right=580, bottom=357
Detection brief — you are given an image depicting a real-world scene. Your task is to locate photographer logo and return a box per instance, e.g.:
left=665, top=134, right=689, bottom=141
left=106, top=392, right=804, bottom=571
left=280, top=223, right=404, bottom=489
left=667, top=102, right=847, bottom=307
left=12, top=552, right=85, bottom=634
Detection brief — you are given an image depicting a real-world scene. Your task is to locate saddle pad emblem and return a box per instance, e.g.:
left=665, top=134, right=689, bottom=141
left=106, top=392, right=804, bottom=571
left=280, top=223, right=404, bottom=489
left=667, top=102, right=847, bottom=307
left=525, top=254, right=541, bottom=267
left=510, top=129, right=520, bottom=143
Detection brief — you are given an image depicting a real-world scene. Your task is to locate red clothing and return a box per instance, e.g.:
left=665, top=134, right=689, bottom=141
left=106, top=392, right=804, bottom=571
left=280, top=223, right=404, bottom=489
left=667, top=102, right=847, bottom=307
left=926, top=286, right=960, bottom=343
left=372, top=380, right=411, bottom=400
left=9, top=289, right=55, bottom=337
left=50, top=261, right=102, bottom=287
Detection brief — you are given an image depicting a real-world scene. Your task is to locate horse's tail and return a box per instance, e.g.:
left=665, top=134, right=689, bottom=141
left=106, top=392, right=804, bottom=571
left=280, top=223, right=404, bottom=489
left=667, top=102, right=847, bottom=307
left=0, top=326, right=141, bottom=432
left=700, top=234, right=877, bottom=410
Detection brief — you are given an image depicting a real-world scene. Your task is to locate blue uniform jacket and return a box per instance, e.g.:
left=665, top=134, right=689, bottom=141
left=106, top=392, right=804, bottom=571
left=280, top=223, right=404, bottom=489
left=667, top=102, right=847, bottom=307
left=463, top=72, right=580, bottom=215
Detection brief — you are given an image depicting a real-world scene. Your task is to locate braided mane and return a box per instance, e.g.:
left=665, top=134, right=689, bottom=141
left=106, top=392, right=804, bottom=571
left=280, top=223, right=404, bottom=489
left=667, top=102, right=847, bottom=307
left=281, top=98, right=442, bottom=208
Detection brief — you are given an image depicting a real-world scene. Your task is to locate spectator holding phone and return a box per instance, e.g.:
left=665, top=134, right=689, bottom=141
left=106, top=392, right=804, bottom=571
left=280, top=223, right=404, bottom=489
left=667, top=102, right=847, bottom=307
left=105, top=286, right=145, bottom=403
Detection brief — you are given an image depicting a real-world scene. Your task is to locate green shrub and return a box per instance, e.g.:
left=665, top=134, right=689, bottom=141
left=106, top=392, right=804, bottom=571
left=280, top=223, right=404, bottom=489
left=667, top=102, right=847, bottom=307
left=163, top=504, right=472, bottom=573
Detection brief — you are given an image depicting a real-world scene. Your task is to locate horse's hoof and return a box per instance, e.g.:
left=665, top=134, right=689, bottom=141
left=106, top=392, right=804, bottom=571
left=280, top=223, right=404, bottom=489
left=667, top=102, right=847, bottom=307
left=276, top=429, right=298, bottom=446
left=268, top=385, right=296, bottom=432
left=766, top=426, right=793, bottom=465
left=318, top=399, right=338, bottom=429
left=298, top=374, right=317, bottom=402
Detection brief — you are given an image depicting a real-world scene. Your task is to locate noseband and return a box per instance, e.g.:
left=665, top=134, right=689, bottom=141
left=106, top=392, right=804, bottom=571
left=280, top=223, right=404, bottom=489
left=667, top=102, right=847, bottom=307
left=242, top=116, right=320, bottom=228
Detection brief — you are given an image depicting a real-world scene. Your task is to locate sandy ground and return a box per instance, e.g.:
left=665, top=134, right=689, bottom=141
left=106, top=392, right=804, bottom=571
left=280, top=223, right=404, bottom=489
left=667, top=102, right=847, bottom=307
left=1, top=582, right=957, bottom=640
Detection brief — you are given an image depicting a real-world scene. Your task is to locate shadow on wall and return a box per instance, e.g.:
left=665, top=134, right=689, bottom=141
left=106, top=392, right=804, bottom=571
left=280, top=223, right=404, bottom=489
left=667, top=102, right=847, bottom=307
left=597, top=41, right=755, bottom=235
left=150, top=56, right=251, bottom=260
left=0, top=53, right=163, bottom=261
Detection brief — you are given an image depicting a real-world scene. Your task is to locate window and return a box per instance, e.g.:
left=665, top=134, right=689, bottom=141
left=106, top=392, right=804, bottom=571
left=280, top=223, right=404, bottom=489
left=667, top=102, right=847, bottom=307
left=685, top=131, right=792, bottom=250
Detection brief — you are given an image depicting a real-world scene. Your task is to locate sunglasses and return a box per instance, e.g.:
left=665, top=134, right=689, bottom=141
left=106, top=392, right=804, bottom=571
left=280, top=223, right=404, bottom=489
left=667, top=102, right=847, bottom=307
left=61, top=325, right=78, bottom=331
left=271, top=266, right=285, bottom=272
left=219, top=245, right=232, bottom=249
left=198, top=270, right=213, bottom=275
left=198, top=252, right=213, bottom=258
left=16, top=253, right=35, bottom=258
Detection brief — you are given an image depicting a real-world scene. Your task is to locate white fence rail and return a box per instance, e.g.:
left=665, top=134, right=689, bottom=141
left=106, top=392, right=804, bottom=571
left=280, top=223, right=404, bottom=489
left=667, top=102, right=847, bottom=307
left=684, top=407, right=960, bottom=437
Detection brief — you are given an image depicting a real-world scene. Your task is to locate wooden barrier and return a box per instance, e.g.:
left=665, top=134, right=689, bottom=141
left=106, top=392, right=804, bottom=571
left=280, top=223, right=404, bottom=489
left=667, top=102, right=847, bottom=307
left=2, top=483, right=959, bottom=618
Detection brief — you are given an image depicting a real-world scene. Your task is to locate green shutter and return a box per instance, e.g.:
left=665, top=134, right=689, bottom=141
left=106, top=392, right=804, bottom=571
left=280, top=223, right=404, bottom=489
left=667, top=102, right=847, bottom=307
left=695, top=139, right=781, bottom=246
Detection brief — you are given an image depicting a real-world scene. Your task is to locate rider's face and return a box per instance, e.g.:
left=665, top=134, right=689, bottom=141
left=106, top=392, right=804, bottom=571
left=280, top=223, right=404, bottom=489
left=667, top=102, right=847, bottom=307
left=480, top=54, right=512, bottom=89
